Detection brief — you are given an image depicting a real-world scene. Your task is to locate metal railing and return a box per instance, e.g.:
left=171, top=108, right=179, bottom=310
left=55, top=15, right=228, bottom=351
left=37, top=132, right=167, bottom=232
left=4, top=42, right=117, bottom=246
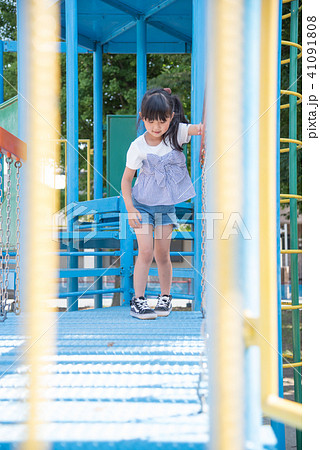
left=57, top=195, right=196, bottom=309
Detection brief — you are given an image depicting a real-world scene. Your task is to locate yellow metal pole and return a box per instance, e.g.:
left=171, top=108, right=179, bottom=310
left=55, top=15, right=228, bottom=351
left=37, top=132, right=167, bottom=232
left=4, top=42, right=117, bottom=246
left=207, top=0, right=245, bottom=448
left=258, top=0, right=302, bottom=430
left=259, top=0, right=281, bottom=405
left=23, top=0, right=60, bottom=448
left=263, top=394, right=302, bottom=429
left=280, top=137, right=302, bottom=146
left=283, top=362, right=302, bottom=368
left=280, top=194, right=302, bottom=199
left=281, top=304, right=302, bottom=310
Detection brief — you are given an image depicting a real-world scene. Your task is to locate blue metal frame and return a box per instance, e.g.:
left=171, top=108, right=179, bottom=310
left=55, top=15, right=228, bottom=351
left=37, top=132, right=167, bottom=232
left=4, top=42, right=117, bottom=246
left=100, top=0, right=183, bottom=48
left=56, top=196, right=196, bottom=305
left=65, top=0, right=79, bottom=311
left=2, top=40, right=93, bottom=54
left=191, top=0, right=206, bottom=311
left=119, top=197, right=134, bottom=305
left=271, top=0, right=286, bottom=448
left=16, top=0, right=29, bottom=314
left=93, top=42, right=103, bottom=308
left=242, top=1, right=263, bottom=447
left=136, top=17, right=147, bottom=135
left=2, top=39, right=190, bottom=55
left=65, top=0, right=80, bottom=205
left=93, top=43, right=103, bottom=200
left=51, top=0, right=205, bottom=311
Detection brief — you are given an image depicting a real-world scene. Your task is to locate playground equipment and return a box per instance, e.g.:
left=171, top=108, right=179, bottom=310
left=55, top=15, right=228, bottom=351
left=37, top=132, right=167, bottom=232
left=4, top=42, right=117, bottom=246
left=279, top=1, right=302, bottom=448
left=0, top=126, right=26, bottom=320
left=0, top=0, right=303, bottom=449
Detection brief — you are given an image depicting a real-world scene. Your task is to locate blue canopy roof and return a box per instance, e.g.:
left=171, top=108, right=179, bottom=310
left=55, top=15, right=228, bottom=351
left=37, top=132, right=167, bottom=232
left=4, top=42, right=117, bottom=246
left=60, top=0, right=192, bottom=53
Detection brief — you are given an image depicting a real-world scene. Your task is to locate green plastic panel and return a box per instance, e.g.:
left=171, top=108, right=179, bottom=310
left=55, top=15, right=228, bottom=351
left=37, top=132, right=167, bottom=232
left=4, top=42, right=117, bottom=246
left=106, top=115, right=137, bottom=197
left=0, top=96, right=18, bottom=135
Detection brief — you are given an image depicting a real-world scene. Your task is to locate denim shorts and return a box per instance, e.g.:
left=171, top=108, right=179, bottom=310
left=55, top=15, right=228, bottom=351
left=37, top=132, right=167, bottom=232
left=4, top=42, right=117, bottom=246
left=132, top=196, right=179, bottom=229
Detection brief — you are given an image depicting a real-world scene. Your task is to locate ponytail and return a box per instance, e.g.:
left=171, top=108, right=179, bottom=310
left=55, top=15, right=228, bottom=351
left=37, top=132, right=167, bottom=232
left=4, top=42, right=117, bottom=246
left=164, top=94, right=189, bottom=151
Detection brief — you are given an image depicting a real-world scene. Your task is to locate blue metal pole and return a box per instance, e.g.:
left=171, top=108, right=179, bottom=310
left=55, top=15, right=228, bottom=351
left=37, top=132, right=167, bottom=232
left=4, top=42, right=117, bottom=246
left=136, top=17, right=147, bottom=135
left=17, top=0, right=30, bottom=314
left=271, top=0, right=286, bottom=448
left=242, top=1, right=263, bottom=448
left=0, top=41, right=3, bottom=104
left=93, top=42, right=103, bottom=199
left=132, top=17, right=146, bottom=297
left=66, top=0, right=79, bottom=311
left=93, top=42, right=103, bottom=309
left=93, top=253, right=103, bottom=309
left=119, top=197, right=134, bottom=306
left=191, top=0, right=206, bottom=311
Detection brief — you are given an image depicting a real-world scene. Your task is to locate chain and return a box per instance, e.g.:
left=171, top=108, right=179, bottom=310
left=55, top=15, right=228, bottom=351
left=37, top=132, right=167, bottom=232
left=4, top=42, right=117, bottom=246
left=197, top=129, right=208, bottom=413
left=0, top=155, right=4, bottom=321
left=200, top=143, right=207, bottom=319
left=14, top=160, right=22, bottom=315
left=3, top=156, right=13, bottom=320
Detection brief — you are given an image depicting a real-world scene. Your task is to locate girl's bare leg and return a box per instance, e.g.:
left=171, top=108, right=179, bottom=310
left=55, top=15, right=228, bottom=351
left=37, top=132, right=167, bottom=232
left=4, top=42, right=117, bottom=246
left=134, top=223, right=154, bottom=298
left=154, top=224, right=173, bottom=296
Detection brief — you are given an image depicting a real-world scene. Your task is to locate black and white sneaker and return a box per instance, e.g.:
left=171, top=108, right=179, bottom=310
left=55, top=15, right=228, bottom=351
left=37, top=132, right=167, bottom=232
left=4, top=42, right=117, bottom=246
left=154, top=294, right=172, bottom=317
left=130, top=296, right=157, bottom=320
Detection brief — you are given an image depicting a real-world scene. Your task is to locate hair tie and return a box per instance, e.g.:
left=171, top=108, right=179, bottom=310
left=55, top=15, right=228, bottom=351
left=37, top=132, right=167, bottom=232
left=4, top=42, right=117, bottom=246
left=163, top=88, right=172, bottom=95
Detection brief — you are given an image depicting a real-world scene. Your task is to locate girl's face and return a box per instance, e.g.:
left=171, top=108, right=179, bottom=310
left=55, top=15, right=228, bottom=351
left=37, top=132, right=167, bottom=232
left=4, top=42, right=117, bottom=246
left=141, top=114, right=174, bottom=139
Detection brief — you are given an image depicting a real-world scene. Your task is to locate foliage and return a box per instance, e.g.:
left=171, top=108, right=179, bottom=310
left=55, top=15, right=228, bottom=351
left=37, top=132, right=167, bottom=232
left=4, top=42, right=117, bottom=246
left=0, top=0, right=16, bottom=40
left=0, top=0, right=17, bottom=100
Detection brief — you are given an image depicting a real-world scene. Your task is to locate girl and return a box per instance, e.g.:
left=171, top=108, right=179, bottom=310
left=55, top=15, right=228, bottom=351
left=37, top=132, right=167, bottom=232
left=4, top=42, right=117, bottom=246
left=121, top=88, right=202, bottom=320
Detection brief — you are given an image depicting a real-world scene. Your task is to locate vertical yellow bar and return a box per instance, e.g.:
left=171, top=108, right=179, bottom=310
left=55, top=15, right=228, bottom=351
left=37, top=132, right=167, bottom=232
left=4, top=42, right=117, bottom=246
left=207, top=0, right=245, bottom=448
left=259, top=0, right=279, bottom=405
left=258, top=0, right=301, bottom=430
left=23, top=0, right=60, bottom=449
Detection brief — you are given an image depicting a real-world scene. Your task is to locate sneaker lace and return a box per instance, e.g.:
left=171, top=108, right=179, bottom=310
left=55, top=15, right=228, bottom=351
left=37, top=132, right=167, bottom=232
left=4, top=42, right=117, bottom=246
left=157, top=296, right=170, bottom=308
left=135, top=298, right=151, bottom=311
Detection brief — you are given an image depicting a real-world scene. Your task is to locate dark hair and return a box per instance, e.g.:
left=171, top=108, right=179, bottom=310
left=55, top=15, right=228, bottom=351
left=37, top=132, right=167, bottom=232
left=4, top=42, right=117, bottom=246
left=138, top=88, right=188, bottom=151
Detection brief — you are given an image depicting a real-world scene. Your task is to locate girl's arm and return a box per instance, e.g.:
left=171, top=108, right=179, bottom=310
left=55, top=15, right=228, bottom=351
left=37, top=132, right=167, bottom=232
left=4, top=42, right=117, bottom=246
left=188, top=123, right=203, bottom=136
left=121, top=167, right=142, bottom=228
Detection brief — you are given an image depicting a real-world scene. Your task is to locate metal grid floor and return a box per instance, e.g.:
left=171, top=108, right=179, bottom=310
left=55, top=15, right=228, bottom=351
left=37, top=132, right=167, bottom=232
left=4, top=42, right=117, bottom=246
left=0, top=307, right=208, bottom=449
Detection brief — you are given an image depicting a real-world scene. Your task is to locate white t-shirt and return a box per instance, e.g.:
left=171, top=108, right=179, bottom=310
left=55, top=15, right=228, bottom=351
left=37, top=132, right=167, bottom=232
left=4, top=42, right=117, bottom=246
left=126, top=123, right=191, bottom=170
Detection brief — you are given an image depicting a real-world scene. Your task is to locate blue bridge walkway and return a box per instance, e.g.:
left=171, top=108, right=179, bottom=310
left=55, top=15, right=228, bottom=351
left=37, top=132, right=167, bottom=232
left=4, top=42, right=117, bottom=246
left=0, top=308, right=208, bottom=449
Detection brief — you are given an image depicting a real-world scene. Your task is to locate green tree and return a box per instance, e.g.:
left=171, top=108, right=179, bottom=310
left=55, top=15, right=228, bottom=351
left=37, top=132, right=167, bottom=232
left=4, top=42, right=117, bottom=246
left=0, top=0, right=16, bottom=39
left=0, top=0, right=17, bottom=100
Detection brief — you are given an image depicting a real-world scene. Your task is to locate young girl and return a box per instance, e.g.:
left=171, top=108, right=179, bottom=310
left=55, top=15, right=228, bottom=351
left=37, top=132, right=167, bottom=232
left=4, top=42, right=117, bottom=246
left=121, top=88, right=202, bottom=320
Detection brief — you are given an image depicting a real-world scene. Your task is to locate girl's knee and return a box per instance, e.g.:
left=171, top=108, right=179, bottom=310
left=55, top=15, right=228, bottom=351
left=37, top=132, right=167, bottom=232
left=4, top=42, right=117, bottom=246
left=154, top=250, right=171, bottom=266
left=138, top=249, right=154, bottom=265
